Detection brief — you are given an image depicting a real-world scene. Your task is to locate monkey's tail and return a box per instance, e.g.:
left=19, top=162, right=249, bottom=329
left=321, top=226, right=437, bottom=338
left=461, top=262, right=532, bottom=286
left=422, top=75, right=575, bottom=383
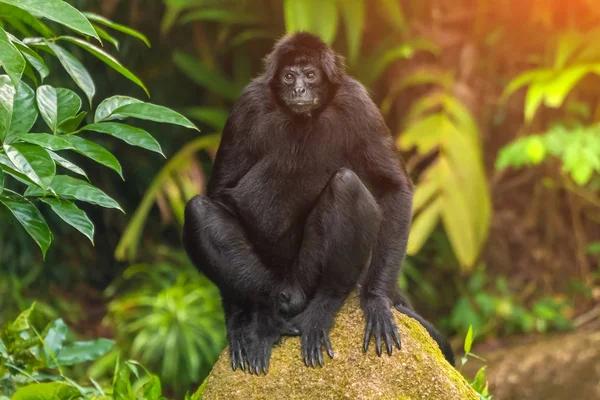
left=393, top=304, right=456, bottom=367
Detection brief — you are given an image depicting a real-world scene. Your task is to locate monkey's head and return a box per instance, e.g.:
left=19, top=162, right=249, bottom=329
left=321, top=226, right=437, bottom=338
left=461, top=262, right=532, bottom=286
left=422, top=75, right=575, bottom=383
left=264, top=32, right=345, bottom=116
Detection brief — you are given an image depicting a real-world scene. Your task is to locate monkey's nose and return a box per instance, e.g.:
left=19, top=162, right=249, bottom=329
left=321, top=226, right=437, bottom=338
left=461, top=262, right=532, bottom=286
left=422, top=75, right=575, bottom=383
left=293, top=87, right=306, bottom=96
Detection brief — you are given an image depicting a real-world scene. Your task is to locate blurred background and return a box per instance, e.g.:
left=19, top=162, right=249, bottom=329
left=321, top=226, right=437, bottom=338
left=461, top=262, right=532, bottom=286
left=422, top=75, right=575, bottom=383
left=1, top=0, right=600, bottom=399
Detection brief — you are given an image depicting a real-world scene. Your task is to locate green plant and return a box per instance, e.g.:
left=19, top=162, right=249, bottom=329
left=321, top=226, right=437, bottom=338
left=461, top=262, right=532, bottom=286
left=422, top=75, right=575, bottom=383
left=497, top=124, right=600, bottom=185
left=447, top=266, right=572, bottom=337
left=460, top=326, right=492, bottom=400
left=0, top=302, right=165, bottom=400
left=383, top=70, right=491, bottom=270
left=0, top=0, right=198, bottom=258
left=105, top=249, right=225, bottom=395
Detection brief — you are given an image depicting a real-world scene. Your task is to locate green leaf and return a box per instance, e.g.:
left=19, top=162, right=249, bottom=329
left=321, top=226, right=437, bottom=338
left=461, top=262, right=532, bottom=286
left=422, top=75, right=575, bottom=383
left=284, top=0, right=338, bottom=44
left=407, top=196, right=442, bottom=255
left=92, top=24, right=119, bottom=50
left=12, top=382, right=80, bottom=400
left=501, top=68, right=550, bottom=101
left=47, top=150, right=87, bottom=179
left=43, top=319, right=68, bottom=358
left=543, top=65, right=591, bottom=108
left=0, top=3, right=56, bottom=37
left=36, top=86, right=81, bottom=134
left=173, top=51, right=241, bottom=101
left=1, top=0, right=99, bottom=41
left=142, top=375, right=163, bottom=400
left=36, top=85, right=58, bottom=133
left=471, top=366, right=487, bottom=393
left=20, top=133, right=74, bottom=151
left=80, top=122, right=163, bottom=155
left=338, top=0, right=364, bottom=65
left=83, top=12, right=150, bottom=47
left=94, top=95, right=142, bottom=123
left=52, top=338, right=114, bottom=367
left=111, top=102, right=198, bottom=130
left=0, top=75, right=37, bottom=143
left=115, top=134, right=220, bottom=260
left=58, top=111, right=87, bottom=134
left=11, top=39, right=49, bottom=80
left=0, top=168, right=4, bottom=194
left=25, top=175, right=122, bottom=211
left=0, top=75, right=14, bottom=142
left=180, top=8, right=261, bottom=25
left=526, top=136, right=546, bottom=164
left=375, top=0, right=407, bottom=32
left=63, top=135, right=123, bottom=178
left=0, top=26, right=25, bottom=88
left=45, top=42, right=95, bottom=106
left=41, top=197, right=94, bottom=243
left=364, top=39, right=439, bottom=85
left=0, top=153, right=37, bottom=185
left=229, top=29, right=274, bottom=48
left=0, top=195, right=52, bottom=257
left=524, top=81, right=548, bottom=123
left=57, top=36, right=149, bottom=97
left=56, top=88, right=82, bottom=126
left=464, top=325, right=474, bottom=353
left=4, top=143, right=55, bottom=188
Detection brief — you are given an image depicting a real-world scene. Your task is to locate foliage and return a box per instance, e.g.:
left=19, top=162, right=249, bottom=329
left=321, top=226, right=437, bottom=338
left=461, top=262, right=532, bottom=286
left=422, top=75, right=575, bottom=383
left=447, top=266, right=573, bottom=338
left=503, top=29, right=600, bottom=122
left=385, top=70, right=491, bottom=270
left=497, top=124, right=600, bottom=185
left=0, top=0, right=198, bottom=257
left=115, top=134, right=220, bottom=261
left=105, top=249, right=226, bottom=395
left=0, top=302, right=165, bottom=399
left=460, top=326, right=492, bottom=400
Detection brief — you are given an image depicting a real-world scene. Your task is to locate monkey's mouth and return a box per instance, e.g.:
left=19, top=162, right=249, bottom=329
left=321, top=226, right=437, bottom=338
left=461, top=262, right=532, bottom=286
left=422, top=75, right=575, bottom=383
left=291, top=99, right=318, bottom=107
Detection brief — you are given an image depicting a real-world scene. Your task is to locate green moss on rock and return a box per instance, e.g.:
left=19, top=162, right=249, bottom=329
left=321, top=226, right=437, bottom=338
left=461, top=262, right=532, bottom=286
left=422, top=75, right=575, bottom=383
left=196, top=293, right=478, bottom=399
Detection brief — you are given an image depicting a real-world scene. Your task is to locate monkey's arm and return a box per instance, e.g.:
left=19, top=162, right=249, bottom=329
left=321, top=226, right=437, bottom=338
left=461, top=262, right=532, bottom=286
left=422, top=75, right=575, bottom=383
left=352, top=111, right=414, bottom=356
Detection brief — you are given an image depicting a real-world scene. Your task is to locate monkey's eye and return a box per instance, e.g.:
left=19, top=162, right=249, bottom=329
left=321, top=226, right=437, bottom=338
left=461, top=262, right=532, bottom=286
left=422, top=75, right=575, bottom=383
left=284, top=73, right=294, bottom=83
left=306, top=72, right=315, bottom=79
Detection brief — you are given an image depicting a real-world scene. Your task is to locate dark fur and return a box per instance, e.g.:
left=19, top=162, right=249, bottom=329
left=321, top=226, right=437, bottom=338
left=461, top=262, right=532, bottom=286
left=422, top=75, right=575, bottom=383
left=183, top=32, right=454, bottom=374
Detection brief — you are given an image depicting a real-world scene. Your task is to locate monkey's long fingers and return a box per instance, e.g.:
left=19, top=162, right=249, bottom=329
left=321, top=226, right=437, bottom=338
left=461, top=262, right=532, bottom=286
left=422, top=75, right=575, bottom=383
left=384, top=327, right=394, bottom=356
left=324, top=334, right=334, bottom=359
left=317, top=336, right=324, bottom=367
left=374, top=319, right=383, bottom=356
left=392, top=322, right=401, bottom=350
left=363, top=317, right=373, bottom=352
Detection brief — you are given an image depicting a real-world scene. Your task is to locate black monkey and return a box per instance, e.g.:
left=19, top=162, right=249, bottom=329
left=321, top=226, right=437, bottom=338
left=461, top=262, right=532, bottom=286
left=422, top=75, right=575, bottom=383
left=183, top=32, right=454, bottom=374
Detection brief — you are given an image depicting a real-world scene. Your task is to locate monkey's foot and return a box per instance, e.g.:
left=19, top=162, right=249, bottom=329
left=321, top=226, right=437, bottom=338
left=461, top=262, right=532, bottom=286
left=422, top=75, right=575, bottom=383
left=362, top=296, right=402, bottom=356
left=301, top=326, right=334, bottom=368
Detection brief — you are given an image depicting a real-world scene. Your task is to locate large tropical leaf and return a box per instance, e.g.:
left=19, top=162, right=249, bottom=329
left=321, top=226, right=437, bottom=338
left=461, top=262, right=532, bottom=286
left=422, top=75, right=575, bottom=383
left=0, top=0, right=99, bottom=40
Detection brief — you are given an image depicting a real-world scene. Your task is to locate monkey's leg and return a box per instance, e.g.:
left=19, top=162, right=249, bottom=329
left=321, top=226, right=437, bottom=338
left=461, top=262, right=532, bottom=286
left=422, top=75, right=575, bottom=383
left=287, top=168, right=383, bottom=367
left=224, top=297, right=299, bottom=375
left=183, top=195, right=278, bottom=304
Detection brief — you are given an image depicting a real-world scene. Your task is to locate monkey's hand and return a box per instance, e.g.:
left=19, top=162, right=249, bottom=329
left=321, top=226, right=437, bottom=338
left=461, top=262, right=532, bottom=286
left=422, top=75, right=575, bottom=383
left=229, top=311, right=299, bottom=375
left=291, top=311, right=335, bottom=368
left=362, top=296, right=401, bottom=356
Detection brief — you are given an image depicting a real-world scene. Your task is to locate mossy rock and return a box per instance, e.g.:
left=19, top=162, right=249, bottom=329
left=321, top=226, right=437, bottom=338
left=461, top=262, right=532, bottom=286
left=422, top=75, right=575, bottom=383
left=195, top=293, right=478, bottom=399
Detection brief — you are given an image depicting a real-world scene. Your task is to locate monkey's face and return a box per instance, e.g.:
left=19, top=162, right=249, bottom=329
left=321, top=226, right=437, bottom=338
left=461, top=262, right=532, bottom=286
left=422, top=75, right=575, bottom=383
left=278, top=64, right=326, bottom=115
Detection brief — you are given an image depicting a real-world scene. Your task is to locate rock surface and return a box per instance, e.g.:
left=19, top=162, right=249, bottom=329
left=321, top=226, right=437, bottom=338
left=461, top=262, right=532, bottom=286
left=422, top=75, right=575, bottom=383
left=196, top=294, right=478, bottom=399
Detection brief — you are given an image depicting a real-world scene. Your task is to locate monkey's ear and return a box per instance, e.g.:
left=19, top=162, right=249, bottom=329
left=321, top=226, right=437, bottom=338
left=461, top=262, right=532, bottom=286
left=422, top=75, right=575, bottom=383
left=321, top=51, right=345, bottom=85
